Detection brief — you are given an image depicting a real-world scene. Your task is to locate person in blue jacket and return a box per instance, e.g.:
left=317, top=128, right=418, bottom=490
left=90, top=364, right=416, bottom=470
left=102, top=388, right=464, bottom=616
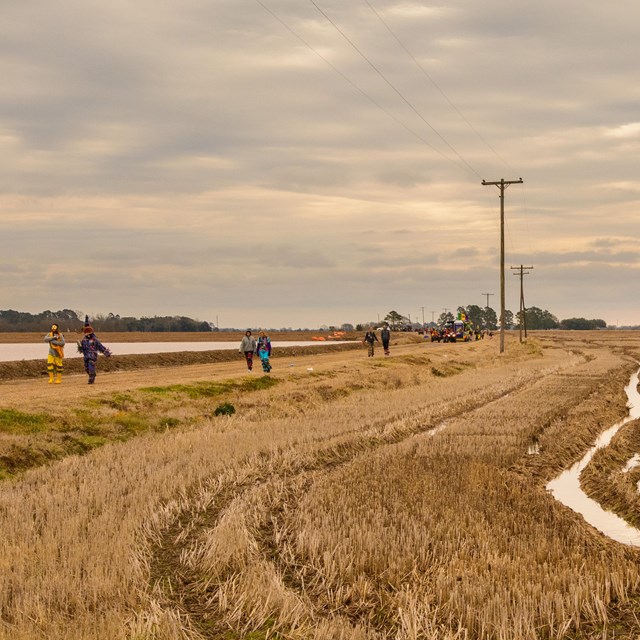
left=77, top=317, right=111, bottom=384
left=256, top=331, right=272, bottom=373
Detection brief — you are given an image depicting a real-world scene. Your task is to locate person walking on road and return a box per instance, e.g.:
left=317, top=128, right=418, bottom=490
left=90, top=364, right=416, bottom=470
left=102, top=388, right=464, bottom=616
left=363, top=327, right=379, bottom=357
left=256, top=331, right=272, bottom=373
left=44, top=323, right=65, bottom=384
left=239, top=330, right=257, bottom=372
left=77, top=317, right=111, bottom=384
left=380, top=324, right=391, bottom=356
left=381, top=324, right=391, bottom=357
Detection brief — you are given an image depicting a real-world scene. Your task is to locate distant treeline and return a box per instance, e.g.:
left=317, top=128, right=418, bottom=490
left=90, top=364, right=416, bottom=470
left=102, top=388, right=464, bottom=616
left=361, top=306, right=610, bottom=331
left=518, top=308, right=606, bottom=331
left=558, top=317, right=607, bottom=330
left=0, top=309, right=212, bottom=333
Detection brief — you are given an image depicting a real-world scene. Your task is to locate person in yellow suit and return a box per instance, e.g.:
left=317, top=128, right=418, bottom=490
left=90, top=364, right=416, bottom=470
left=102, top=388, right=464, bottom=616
left=44, top=323, right=65, bottom=384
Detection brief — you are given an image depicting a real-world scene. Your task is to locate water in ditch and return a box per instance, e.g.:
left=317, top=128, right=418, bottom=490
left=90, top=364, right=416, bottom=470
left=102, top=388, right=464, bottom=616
left=547, top=367, right=640, bottom=547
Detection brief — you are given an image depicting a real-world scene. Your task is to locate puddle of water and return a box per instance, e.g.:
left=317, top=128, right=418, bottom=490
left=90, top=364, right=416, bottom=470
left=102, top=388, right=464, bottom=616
left=623, top=454, right=640, bottom=495
left=547, top=368, right=640, bottom=547
left=623, top=453, right=640, bottom=473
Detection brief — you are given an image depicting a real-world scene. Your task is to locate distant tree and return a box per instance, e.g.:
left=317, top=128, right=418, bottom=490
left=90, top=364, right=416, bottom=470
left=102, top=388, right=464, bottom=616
left=0, top=308, right=81, bottom=332
left=437, top=311, right=455, bottom=325
left=560, top=317, right=607, bottom=330
left=483, top=307, right=498, bottom=330
left=500, top=309, right=514, bottom=329
left=465, top=304, right=484, bottom=328
left=517, top=306, right=559, bottom=330
left=340, top=323, right=354, bottom=332
left=384, top=310, right=408, bottom=330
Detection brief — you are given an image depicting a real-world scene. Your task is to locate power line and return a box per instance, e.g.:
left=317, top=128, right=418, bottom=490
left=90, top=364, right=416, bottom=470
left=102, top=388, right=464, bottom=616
left=254, top=0, right=473, bottom=164
left=364, top=0, right=513, bottom=174
left=308, top=0, right=483, bottom=180
left=364, top=0, right=531, bottom=255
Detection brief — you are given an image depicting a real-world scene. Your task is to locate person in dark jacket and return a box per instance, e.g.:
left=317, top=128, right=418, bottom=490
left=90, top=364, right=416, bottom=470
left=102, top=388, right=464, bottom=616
left=381, top=324, right=391, bottom=356
left=77, top=316, right=111, bottom=384
left=363, top=327, right=379, bottom=357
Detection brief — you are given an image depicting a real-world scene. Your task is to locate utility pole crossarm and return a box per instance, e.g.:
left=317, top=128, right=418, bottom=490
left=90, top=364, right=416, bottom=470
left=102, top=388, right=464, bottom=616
left=481, top=292, right=494, bottom=308
left=481, top=178, right=523, bottom=187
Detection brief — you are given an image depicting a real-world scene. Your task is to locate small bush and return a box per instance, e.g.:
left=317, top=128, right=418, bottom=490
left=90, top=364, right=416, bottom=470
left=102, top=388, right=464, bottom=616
left=213, top=402, right=236, bottom=417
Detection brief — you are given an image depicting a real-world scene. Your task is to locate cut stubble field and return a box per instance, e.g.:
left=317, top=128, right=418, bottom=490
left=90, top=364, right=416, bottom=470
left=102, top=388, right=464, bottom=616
left=1, top=332, right=640, bottom=639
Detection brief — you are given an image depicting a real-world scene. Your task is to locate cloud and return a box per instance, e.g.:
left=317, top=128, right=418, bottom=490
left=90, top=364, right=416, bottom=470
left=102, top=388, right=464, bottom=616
left=605, top=122, right=640, bottom=139
left=2, top=0, right=640, bottom=326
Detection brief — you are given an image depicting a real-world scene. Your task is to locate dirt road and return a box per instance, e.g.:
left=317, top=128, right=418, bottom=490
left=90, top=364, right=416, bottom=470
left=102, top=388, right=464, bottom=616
left=0, top=339, right=428, bottom=412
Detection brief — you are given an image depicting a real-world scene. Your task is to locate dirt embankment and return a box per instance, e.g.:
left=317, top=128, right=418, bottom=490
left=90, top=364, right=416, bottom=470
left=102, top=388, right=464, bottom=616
left=0, top=330, right=361, bottom=344
left=0, top=342, right=362, bottom=381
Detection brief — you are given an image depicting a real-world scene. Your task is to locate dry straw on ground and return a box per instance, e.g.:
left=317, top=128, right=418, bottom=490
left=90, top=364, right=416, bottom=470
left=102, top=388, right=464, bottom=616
left=0, top=333, right=639, bottom=639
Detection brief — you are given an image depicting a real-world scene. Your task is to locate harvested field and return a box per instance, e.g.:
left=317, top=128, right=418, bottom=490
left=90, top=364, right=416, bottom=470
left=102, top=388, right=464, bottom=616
left=1, top=332, right=640, bottom=638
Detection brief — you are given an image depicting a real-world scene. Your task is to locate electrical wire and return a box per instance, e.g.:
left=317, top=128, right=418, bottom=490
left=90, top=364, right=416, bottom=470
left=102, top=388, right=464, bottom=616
left=307, top=0, right=483, bottom=180
left=518, top=183, right=534, bottom=258
left=361, top=1, right=533, bottom=259
left=256, top=0, right=531, bottom=272
left=364, top=0, right=514, bottom=175
left=255, top=0, right=473, bottom=168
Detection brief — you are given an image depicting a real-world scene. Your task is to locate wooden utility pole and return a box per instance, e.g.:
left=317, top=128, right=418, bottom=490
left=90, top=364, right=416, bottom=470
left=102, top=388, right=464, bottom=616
left=510, top=265, right=533, bottom=342
left=482, top=178, right=523, bottom=353
left=481, top=293, right=494, bottom=330
left=481, top=292, right=494, bottom=309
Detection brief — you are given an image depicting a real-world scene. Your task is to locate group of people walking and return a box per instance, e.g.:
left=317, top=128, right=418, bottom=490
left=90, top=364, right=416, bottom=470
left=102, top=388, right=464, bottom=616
left=239, top=325, right=392, bottom=372
left=239, top=330, right=272, bottom=372
left=363, top=324, right=391, bottom=357
left=44, top=321, right=272, bottom=385
left=43, top=316, right=111, bottom=384
left=44, top=322, right=391, bottom=386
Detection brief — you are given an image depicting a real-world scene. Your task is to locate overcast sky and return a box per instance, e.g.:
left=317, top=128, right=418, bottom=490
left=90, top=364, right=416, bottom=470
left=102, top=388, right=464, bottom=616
left=1, top=0, right=639, bottom=328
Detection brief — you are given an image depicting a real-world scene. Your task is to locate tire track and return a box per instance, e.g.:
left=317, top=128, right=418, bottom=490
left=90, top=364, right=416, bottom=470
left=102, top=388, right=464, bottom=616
left=143, top=355, right=585, bottom=638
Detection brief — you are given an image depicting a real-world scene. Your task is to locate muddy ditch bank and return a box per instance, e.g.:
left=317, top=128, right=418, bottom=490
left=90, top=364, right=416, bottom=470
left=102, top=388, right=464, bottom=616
left=0, top=331, right=361, bottom=344
left=0, top=342, right=362, bottom=381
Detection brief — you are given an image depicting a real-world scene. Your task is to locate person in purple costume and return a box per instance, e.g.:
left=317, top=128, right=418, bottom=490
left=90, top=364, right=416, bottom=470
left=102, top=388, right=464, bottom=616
left=77, top=316, right=111, bottom=384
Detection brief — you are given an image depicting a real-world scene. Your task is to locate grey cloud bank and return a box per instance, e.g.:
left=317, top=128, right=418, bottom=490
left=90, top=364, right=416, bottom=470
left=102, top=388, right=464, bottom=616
left=1, top=0, right=639, bottom=327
